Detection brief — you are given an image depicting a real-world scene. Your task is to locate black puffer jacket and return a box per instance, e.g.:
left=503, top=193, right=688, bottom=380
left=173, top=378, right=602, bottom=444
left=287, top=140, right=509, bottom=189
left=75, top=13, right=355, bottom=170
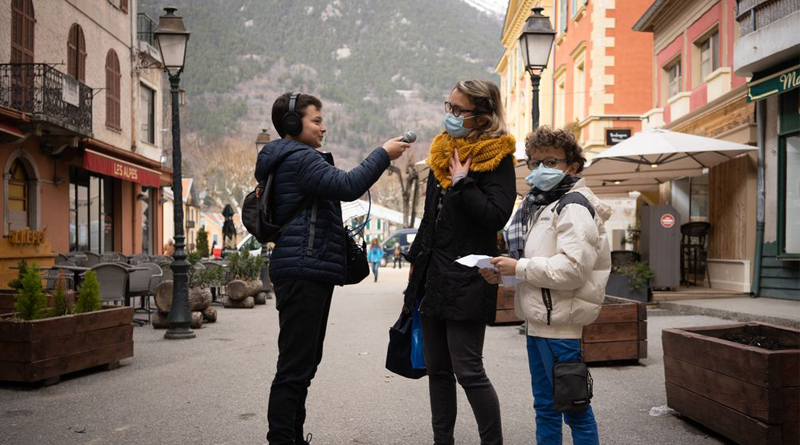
left=404, top=155, right=516, bottom=323
left=255, top=138, right=390, bottom=285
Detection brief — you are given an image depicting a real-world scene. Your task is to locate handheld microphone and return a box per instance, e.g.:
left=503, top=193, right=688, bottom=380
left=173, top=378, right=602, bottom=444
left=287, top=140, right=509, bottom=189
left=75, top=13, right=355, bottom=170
left=400, top=131, right=417, bottom=143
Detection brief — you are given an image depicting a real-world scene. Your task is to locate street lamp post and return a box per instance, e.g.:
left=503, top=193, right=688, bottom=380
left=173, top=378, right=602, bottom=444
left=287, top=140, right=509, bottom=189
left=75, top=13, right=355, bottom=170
left=155, top=7, right=194, bottom=340
left=518, top=7, right=556, bottom=131
left=255, top=129, right=274, bottom=300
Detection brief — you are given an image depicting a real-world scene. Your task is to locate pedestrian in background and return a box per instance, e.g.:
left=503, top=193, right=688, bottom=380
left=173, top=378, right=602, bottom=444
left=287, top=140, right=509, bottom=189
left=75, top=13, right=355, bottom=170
left=405, top=79, right=517, bottom=445
left=256, top=91, right=410, bottom=445
left=393, top=242, right=403, bottom=269
left=482, top=126, right=611, bottom=445
left=368, top=238, right=383, bottom=282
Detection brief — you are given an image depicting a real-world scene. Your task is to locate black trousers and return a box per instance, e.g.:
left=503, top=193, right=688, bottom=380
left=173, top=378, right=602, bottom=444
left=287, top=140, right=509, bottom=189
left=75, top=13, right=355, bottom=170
left=267, top=279, right=334, bottom=445
left=393, top=257, right=402, bottom=268
left=421, top=314, right=503, bottom=445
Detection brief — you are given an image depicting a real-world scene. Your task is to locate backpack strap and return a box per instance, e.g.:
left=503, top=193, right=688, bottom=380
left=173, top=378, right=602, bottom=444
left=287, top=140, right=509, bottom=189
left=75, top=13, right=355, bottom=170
left=554, top=192, right=595, bottom=218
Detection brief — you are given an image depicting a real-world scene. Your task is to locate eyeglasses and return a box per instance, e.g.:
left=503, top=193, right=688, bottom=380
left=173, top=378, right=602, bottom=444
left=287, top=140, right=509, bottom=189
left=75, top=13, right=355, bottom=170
left=528, top=157, right=568, bottom=169
left=444, top=101, right=475, bottom=118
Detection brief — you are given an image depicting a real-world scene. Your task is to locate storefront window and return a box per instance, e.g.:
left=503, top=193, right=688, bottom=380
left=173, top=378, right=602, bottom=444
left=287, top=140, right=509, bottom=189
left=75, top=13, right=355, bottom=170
left=782, top=134, right=800, bottom=254
left=70, top=168, right=114, bottom=252
left=141, top=187, right=154, bottom=255
left=690, top=173, right=709, bottom=222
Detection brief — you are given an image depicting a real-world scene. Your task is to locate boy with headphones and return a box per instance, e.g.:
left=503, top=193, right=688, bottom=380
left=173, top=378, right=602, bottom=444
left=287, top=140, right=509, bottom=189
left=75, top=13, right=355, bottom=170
left=256, top=92, right=409, bottom=445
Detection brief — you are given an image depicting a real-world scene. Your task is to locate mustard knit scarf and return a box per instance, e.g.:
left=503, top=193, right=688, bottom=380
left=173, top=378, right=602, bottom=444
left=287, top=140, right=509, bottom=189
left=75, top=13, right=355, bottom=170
left=427, top=132, right=516, bottom=189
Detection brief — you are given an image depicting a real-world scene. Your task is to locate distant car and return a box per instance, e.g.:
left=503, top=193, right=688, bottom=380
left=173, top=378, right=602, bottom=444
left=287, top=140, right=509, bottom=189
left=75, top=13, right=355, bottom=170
left=379, top=228, right=418, bottom=267
left=237, top=234, right=263, bottom=257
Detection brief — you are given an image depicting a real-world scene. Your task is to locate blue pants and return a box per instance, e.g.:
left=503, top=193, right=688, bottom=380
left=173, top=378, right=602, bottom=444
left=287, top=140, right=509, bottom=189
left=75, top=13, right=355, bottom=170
left=527, top=336, right=599, bottom=445
left=371, top=261, right=380, bottom=280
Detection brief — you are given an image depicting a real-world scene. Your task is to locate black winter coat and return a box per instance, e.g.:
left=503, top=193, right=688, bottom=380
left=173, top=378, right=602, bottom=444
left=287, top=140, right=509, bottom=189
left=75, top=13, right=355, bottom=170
left=255, top=138, right=390, bottom=285
left=404, top=154, right=517, bottom=323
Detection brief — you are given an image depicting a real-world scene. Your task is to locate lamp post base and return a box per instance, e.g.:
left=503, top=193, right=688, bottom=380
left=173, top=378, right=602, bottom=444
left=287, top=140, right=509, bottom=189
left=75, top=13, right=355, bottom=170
left=164, top=326, right=197, bottom=340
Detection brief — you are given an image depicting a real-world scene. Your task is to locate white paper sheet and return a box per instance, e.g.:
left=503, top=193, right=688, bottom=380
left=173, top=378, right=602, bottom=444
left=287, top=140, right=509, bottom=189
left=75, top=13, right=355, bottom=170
left=455, top=255, right=522, bottom=287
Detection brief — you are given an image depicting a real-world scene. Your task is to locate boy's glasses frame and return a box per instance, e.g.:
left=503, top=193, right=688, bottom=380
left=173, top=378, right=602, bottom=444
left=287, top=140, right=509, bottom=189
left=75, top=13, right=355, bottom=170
left=528, top=157, right=568, bottom=169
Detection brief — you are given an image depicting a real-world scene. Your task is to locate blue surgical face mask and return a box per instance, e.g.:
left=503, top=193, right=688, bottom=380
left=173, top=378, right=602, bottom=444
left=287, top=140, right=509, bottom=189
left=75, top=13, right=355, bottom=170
left=444, top=113, right=471, bottom=139
left=529, top=165, right=565, bottom=191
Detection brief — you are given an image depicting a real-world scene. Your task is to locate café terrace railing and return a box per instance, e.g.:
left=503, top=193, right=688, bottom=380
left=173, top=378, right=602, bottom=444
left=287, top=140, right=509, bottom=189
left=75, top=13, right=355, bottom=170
left=0, top=63, right=93, bottom=136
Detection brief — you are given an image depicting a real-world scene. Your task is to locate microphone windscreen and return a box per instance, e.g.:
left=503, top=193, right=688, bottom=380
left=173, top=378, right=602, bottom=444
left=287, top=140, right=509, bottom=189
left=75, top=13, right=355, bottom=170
left=401, top=131, right=417, bottom=143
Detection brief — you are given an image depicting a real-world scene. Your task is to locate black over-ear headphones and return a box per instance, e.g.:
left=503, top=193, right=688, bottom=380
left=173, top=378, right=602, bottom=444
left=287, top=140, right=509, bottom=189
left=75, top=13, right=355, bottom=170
left=282, top=92, right=303, bottom=137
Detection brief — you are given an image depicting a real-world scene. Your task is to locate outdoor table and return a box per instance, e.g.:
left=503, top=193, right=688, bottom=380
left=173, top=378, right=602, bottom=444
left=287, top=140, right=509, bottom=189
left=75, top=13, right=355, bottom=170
left=51, top=265, right=91, bottom=289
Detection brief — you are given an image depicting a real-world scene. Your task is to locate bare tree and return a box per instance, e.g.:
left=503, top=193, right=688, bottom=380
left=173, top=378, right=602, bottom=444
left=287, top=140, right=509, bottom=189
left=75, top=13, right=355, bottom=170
left=386, top=153, right=424, bottom=228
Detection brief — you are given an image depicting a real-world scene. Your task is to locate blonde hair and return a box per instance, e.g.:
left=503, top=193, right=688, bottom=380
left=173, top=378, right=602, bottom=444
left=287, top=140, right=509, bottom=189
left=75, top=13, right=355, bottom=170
left=453, top=79, right=508, bottom=140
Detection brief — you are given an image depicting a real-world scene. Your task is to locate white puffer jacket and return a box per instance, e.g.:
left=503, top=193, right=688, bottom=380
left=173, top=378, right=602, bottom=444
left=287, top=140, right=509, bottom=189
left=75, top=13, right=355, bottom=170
left=514, top=178, right=612, bottom=339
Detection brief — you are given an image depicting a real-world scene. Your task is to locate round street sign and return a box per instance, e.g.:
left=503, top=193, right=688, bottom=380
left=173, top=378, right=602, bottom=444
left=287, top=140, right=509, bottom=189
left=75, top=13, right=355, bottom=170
left=661, top=214, right=676, bottom=228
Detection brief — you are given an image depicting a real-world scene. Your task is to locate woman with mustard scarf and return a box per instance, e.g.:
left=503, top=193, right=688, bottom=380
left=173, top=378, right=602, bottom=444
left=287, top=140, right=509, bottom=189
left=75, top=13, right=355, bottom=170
left=404, top=80, right=517, bottom=445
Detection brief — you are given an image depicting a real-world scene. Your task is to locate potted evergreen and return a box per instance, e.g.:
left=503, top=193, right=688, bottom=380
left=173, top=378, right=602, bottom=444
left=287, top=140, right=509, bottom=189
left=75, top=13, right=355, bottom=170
left=224, top=250, right=264, bottom=308
left=0, top=262, right=133, bottom=386
left=606, top=261, right=654, bottom=302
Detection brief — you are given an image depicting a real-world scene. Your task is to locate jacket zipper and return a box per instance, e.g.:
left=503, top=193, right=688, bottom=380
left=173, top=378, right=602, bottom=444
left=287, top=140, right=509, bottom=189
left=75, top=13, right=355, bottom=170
left=306, top=200, right=318, bottom=256
left=541, top=288, right=553, bottom=325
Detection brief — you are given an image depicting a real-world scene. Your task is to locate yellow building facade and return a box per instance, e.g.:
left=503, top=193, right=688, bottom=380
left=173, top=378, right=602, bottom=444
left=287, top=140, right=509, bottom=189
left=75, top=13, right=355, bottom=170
left=496, top=0, right=555, bottom=145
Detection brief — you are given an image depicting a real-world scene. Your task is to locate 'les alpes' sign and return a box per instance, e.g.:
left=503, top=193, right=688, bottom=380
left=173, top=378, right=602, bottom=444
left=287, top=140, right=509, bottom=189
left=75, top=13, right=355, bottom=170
left=83, top=150, right=160, bottom=187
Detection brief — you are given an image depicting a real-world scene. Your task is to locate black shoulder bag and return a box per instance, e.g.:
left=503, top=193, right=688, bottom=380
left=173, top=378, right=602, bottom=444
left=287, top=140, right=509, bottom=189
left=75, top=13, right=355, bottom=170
left=343, top=191, right=371, bottom=285
left=544, top=329, right=594, bottom=413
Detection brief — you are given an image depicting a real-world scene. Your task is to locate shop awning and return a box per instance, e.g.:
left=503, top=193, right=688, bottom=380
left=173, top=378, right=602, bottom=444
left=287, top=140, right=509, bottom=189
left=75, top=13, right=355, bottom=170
left=581, top=128, right=756, bottom=193
left=84, top=149, right=161, bottom=187
left=747, top=63, right=800, bottom=102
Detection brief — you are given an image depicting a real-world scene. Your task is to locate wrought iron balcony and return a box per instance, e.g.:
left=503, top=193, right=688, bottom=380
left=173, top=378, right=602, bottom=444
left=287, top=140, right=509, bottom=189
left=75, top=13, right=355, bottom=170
left=138, top=13, right=157, bottom=46
left=0, top=63, right=93, bottom=136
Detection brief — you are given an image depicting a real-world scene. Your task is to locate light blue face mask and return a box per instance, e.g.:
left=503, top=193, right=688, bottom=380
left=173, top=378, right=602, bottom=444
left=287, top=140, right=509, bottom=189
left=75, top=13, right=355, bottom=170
left=444, top=113, right=472, bottom=139
left=528, top=165, right=565, bottom=191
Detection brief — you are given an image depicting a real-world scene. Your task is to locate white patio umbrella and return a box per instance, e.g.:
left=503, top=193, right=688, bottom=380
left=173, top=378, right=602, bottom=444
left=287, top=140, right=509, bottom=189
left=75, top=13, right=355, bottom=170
left=581, top=128, right=756, bottom=193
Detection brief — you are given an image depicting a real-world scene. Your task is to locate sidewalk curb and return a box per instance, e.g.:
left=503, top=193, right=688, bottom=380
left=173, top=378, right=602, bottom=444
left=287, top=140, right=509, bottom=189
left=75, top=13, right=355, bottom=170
left=657, top=302, right=800, bottom=329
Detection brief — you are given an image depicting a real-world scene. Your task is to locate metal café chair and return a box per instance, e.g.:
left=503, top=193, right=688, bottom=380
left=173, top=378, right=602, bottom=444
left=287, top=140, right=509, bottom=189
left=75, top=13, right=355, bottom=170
left=42, top=267, right=75, bottom=292
left=128, top=253, right=149, bottom=265
left=127, top=263, right=162, bottom=325
left=89, top=263, right=129, bottom=309
left=66, top=251, right=88, bottom=267
left=680, top=222, right=712, bottom=287
left=150, top=254, right=169, bottom=264
left=84, top=251, right=103, bottom=267
left=55, top=254, right=73, bottom=266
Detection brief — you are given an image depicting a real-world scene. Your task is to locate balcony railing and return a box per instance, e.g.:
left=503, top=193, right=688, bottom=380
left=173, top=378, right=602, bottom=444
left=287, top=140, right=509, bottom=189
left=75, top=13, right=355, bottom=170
left=0, top=63, right=93, bottom=135
left=137, top=13, right=157, bottom=46
left=736, top=0, right=800, bottom=37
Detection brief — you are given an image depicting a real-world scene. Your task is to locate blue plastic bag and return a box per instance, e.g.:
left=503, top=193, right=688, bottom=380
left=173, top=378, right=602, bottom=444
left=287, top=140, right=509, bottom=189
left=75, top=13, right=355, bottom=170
left=410, top=301, right=426, bottom=370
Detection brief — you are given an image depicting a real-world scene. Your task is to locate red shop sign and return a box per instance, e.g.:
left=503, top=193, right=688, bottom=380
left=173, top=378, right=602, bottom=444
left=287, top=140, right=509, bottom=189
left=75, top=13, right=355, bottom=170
left=661, top=214, right=676, bottom=228
left=84, top=149, right=160, bottom=187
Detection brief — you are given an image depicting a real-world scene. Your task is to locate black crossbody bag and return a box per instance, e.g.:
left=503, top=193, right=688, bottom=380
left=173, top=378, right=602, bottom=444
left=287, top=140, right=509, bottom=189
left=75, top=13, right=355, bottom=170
left=540, top=292, right=594, bottom=413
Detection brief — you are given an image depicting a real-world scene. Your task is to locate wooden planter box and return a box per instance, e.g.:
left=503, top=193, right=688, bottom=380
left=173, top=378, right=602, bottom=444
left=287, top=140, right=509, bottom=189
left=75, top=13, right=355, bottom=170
left=0, top=290, right=15, bottom=315
left=581, top=296, right=647, bottom=363
left=0, top=306, right=134, bottom=386
left=663, top=323, right=800, bottom=445
left=492, top=286, right=523, bottom=325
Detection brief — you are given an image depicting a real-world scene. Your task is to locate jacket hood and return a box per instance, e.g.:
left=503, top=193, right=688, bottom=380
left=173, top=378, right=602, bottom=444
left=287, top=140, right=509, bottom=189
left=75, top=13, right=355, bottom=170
left=570, top=178, right=613, bottom=222
left=255, top=138, right=313, bottom=182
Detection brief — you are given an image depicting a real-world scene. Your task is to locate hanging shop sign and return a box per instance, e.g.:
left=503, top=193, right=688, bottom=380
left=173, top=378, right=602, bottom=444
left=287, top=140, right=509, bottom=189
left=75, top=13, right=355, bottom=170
left=661, top=214, right=676, bottom=229
left=605, top=128, right=632, bottom=146
left=84, top=149, right=160, bottom=187
left=747, top=64, right=800, bottom=103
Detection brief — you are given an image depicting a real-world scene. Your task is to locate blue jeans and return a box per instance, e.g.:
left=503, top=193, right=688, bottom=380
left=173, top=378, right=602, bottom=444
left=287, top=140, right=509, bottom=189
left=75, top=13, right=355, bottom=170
left=371, top=261, right=380, bottom=280
left=527, top=336, right=599, bottom=445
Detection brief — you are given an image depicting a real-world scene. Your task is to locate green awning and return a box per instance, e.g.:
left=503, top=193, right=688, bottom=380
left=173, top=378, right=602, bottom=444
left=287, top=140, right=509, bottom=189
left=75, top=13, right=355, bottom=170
left=747, top=64, right=800, bottom=102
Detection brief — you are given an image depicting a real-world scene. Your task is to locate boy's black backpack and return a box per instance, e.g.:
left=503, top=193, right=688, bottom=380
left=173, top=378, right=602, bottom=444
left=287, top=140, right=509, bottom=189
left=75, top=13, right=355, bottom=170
left=242, top=150, right=310, bottom=244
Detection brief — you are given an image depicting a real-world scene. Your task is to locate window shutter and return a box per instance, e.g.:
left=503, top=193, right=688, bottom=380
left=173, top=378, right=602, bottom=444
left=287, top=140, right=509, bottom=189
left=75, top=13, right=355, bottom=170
left=106, top=50, right=121, bottom=129
left=560, top=0, right=568, bottom=33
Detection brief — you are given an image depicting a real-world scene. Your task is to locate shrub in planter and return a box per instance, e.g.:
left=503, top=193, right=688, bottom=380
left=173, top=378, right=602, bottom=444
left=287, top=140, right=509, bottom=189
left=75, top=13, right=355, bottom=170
left=1, top=263, right=133, bottom=386
left=607, top=261, right=654, bottom=302
left=74, top=270, right=102, bottom=314
left=224, top=250, right=264, bottom=307
left=13, top=264, right=47, bottom=321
